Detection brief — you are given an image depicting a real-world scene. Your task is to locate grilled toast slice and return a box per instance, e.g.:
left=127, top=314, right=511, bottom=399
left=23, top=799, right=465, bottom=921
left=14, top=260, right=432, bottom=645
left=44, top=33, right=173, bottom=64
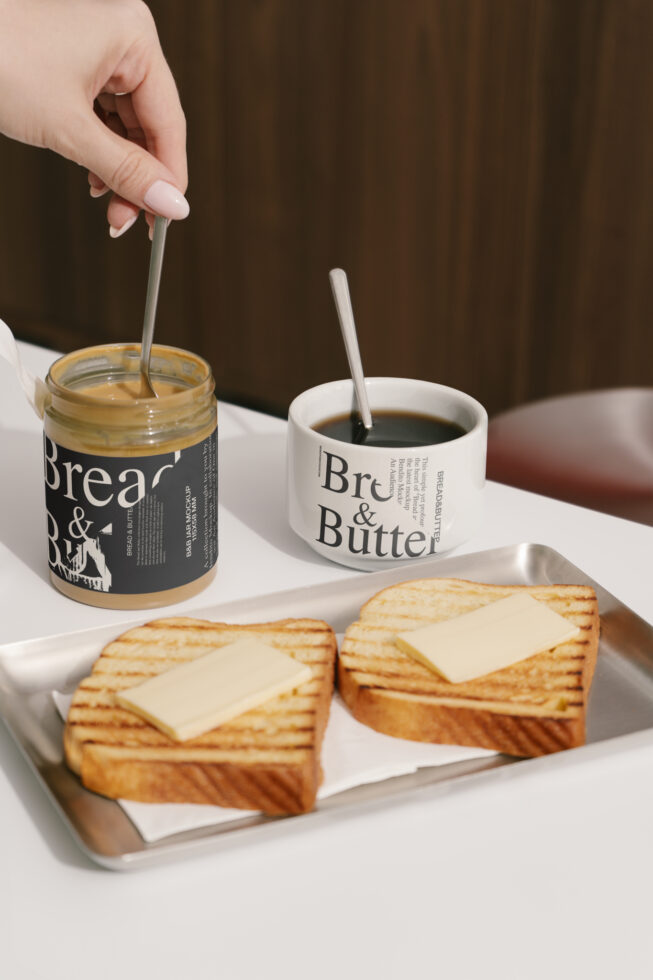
left=64, top=617, right=336, bottom=815
left=338, top=578, right=600, bottom=757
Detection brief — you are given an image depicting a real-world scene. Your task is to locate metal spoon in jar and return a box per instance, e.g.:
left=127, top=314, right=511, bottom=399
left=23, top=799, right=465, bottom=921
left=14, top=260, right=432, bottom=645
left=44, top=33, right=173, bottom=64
left=329, top=268, right=374, bottom=440
left=139, top=215, right=168, bottom=398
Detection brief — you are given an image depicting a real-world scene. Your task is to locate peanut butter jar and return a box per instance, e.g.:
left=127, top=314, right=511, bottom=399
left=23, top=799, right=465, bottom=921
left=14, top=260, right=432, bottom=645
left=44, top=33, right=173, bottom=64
left=43, top=344, right=218, bottom=609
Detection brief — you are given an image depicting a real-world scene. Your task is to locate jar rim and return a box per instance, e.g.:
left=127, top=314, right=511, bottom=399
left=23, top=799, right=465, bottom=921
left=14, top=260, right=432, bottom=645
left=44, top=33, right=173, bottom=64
left=46, top=342, right=214, bottom=409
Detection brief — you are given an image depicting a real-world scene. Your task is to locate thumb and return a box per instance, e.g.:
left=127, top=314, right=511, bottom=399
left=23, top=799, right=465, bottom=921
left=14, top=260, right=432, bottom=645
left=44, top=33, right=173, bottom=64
left=73, top=114, right=189, bottom=220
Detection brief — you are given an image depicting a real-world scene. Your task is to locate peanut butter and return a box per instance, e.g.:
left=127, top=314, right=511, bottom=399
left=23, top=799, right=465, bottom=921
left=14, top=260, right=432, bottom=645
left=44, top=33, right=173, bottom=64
left=76, top=379, right=186, bottom=401
left=43, top=344, right=218, bottom=609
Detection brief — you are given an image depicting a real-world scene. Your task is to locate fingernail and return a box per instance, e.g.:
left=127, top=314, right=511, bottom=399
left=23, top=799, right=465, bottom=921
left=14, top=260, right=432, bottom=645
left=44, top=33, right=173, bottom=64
left=143, top=180, right=190, bottom=220
left=109, top=215, right=138, bottom=239
left=89, top=185, right=109, bottom=199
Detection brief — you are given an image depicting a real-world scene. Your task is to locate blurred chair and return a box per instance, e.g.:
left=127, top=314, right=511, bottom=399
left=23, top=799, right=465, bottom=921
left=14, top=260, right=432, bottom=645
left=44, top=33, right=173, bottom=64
left=486, top=388, right=653, bottom=527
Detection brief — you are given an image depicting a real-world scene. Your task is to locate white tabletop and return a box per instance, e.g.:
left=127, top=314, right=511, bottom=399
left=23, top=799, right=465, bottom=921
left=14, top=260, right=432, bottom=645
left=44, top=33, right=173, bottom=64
left=1, top=342, right=652, bottom=980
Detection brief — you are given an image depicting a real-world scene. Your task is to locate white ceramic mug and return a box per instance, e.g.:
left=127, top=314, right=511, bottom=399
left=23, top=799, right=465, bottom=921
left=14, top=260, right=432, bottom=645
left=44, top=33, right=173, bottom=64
left=287, top=377, right=488, bottom=570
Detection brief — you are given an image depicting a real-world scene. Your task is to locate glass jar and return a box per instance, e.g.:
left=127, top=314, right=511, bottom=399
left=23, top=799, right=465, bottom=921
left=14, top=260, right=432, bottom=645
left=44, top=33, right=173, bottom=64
left=43, top=343, right=218, bottom=609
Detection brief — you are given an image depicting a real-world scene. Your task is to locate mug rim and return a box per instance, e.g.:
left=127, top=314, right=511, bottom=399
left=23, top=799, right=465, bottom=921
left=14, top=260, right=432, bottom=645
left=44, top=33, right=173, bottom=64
left=288, top=377, right=487, bottom=454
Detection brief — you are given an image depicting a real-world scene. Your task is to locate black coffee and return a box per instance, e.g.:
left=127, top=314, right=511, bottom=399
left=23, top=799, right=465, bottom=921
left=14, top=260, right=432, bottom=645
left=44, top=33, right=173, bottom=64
left=312, top=410, right=467, bottom=448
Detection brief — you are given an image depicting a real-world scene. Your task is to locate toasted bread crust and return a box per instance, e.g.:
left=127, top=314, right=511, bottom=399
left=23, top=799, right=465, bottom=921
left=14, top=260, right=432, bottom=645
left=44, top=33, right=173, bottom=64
left=78, top=752, right=318, bottom=813
left=64, top=617, right=336, bottom=815
left=338, top=578, right=600, bottom=757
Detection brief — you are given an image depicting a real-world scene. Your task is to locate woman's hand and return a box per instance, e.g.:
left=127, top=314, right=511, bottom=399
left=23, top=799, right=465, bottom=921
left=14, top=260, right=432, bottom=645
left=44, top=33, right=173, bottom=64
left=0, top=0, right=188, bottom=237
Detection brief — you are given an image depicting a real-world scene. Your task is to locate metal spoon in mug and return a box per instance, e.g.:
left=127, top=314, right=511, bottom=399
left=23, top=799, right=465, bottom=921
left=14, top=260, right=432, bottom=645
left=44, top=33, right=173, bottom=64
left=329, top=268, right=373, bottom=440
left=139, top=215, right=168, bottom=398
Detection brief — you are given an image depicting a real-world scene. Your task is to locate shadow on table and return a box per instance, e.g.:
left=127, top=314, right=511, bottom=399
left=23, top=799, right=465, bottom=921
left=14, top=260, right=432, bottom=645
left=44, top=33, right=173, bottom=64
left=0, top=427, right=49, bottom=582
left=218, top=430, right=330, bottom=567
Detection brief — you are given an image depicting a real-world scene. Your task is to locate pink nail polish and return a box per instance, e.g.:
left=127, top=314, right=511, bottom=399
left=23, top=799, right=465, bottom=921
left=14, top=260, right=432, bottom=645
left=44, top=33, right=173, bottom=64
left=109, top=215, right=138, bottom=239
left=89, top=185, right=109, bottom=199
left=143, top=181, right=190, bottom=220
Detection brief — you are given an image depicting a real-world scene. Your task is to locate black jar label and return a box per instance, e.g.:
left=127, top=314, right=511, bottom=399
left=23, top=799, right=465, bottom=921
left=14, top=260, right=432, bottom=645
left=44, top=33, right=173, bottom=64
left=44, top=429, right=218, bottom=595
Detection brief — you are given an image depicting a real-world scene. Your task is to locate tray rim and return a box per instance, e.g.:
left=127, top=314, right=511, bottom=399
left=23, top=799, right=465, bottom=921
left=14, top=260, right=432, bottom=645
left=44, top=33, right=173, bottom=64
left=2, top=540, right=652, bottom=871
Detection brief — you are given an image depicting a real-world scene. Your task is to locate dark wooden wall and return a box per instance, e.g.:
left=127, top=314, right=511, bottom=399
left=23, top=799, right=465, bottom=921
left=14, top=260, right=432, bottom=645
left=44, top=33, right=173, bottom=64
left=2, top=0, right=652, bottom=418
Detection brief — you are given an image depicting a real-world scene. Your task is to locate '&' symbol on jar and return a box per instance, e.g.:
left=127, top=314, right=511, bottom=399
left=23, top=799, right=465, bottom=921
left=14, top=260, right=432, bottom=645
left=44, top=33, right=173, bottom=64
left=68, top=506, right=92, bottom=540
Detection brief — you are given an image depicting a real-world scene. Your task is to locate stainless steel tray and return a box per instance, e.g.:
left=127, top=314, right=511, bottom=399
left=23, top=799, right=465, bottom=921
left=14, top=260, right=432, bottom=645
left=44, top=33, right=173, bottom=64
left=2, top=543, right=653, bottom=871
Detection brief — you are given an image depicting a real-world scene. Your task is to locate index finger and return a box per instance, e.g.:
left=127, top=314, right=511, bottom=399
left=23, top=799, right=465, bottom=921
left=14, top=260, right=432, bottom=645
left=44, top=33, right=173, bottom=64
left=129, top=55, right=188, bottom=192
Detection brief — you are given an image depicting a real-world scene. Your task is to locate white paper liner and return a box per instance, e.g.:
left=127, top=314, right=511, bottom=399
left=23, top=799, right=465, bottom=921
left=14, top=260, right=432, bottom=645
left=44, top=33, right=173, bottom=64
left=54, top=691, right=495, bottom=842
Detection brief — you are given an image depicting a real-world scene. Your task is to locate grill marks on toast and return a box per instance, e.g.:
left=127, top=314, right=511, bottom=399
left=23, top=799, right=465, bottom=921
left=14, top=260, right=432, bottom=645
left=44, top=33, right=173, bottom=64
left=64, top=617, right=336, bottom=814
left=359, top=580, right=596, bottom=627
left=338, top=577, right=600, bottom=757
left=341, top=630, right=587, bottom=711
